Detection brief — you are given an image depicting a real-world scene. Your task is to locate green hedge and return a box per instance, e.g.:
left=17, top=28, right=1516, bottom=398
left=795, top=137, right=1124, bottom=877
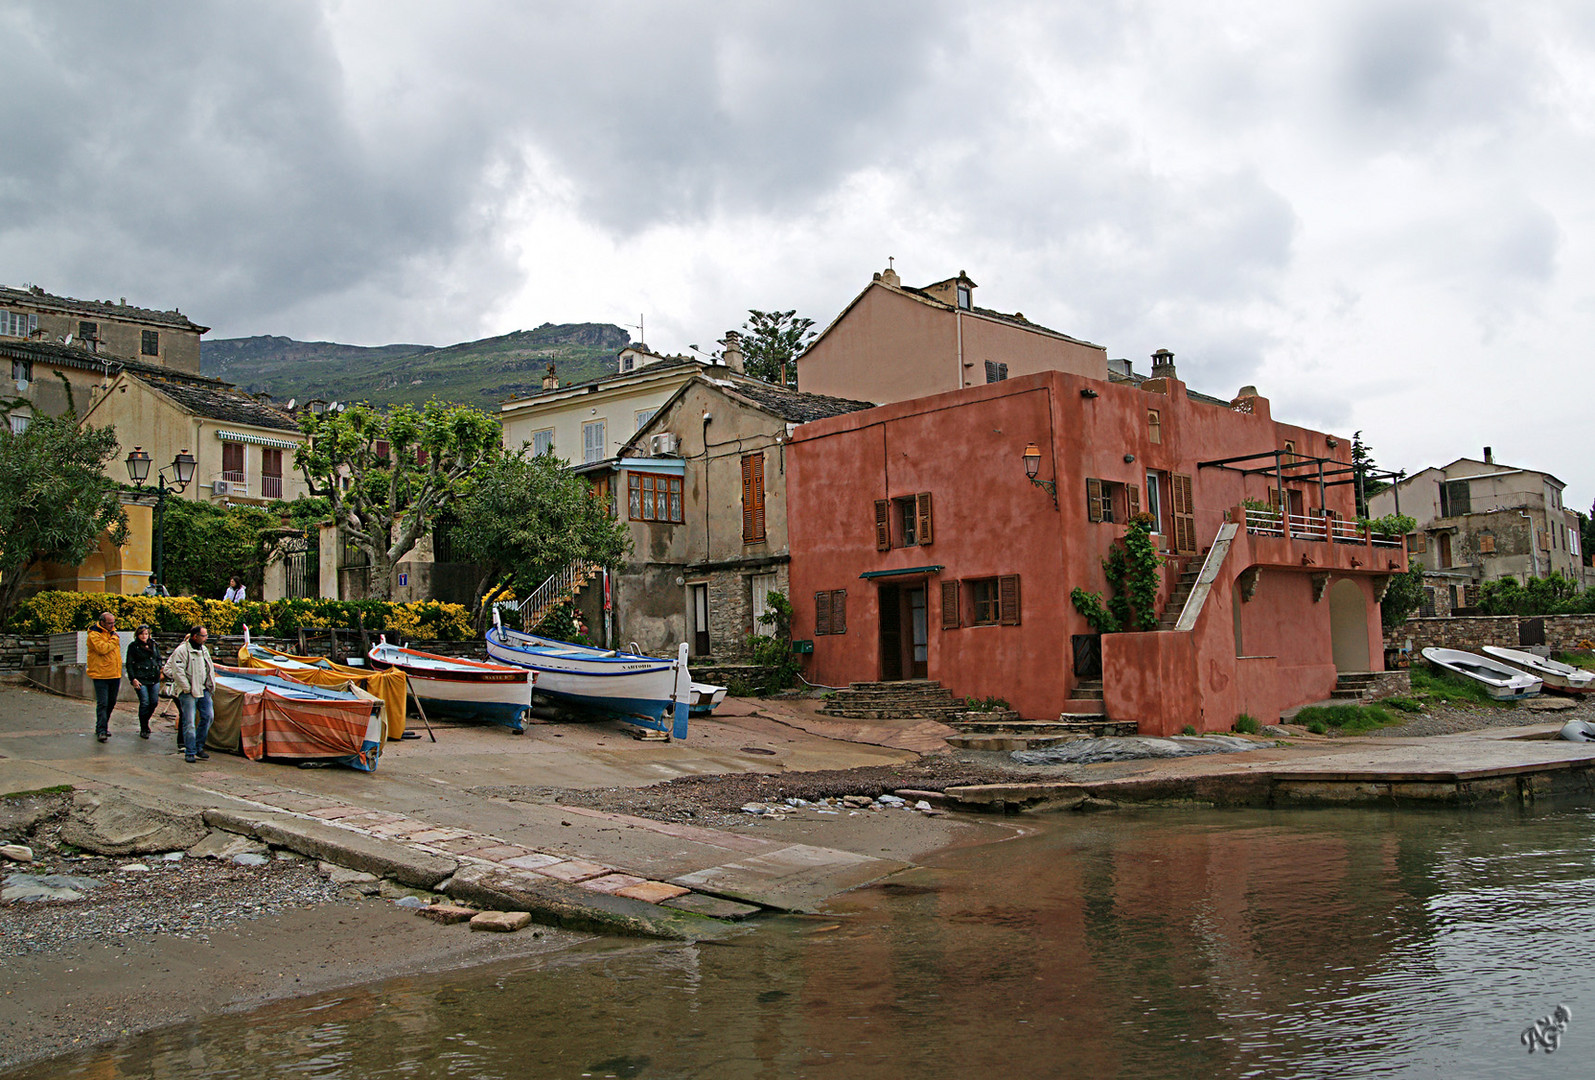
left=7, top=592, right=474, bottom=640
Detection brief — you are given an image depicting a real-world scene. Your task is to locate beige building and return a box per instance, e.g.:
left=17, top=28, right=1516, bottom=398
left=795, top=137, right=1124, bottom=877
left=1370, top=448, right=1587, bottom=613
left=595, top=373, right=874, bottom=658
left=79, top=363, right=309, bottom=507
left=0, top=284, right=207, bottom=374
left=500, top=345, right=717, bottom=465
left=795, top=266, right=1108, bottom=404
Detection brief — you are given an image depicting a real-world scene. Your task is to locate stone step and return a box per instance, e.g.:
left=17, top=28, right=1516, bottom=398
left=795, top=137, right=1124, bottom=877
left=1075, top=679, right=1103, bottom=690
left=821, top=709, right=962, bottom=721
left=1068, top=689, right=1104, bottom=700
left=949, top=720, right=1099, bottom=736
left=947, top=733, right=1077, bottom=752
left=1330, top=688, right=1366, bottom=699
left=848, top=680, right=943, bottom=690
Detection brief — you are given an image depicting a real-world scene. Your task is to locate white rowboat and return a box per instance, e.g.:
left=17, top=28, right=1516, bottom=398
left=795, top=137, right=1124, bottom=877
left=1481, top=646, right=1595, bottom=695
left=367, top=638, right=534, bottom=732
left=1421, top=647, right=1542, bottom=700
left=487, top=609, right=691, bottom=739
left=690, top=682, right=728, bottom=716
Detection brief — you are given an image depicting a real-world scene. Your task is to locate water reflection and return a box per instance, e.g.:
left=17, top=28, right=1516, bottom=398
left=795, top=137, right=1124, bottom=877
left=12, top=807, right=1595, bottom=1079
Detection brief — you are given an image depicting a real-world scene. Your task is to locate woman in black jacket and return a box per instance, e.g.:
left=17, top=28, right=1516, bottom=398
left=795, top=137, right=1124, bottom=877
left=125, top=625, right=163, bottom=739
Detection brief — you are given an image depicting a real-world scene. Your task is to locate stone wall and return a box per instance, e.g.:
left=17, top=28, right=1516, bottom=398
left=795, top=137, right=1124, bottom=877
left=1386, top=615, right=1595, bottom=654
left=0, top=636, right=51, bottom=671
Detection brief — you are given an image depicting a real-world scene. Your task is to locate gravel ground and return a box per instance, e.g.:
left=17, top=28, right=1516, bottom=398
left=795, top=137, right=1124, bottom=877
left=476, top=757, right=1023, bottom=828
left=1351, top=696, right=1595, bottom=738
left=1, top=797, right=352, bottom=960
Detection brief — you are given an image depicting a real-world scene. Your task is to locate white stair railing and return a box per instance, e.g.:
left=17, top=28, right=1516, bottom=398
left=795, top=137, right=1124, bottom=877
left=518, top=559, right=600, bottom=628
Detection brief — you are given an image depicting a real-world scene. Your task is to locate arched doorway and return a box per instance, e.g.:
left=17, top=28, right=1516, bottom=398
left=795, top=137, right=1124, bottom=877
left=1328, top=578, right=1369, bottom=673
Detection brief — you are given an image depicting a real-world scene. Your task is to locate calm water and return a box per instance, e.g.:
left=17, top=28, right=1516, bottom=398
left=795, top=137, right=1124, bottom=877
left=14, top=806, right=1595, bottom=1079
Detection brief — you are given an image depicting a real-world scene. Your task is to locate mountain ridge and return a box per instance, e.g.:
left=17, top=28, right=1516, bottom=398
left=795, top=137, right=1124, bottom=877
left=201, top=323, right=631, bottom=410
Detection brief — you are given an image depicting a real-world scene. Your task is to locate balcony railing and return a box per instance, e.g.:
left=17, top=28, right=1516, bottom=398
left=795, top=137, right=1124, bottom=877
left=1241, top=508, right=1401, bottom=547
left=222, top=469, right=246, bottom=485
left=262, top=474, right=282, bottom=499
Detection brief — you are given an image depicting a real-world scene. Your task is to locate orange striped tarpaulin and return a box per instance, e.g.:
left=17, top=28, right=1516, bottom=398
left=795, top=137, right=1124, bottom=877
left=232, top=683, right=383, bottom=770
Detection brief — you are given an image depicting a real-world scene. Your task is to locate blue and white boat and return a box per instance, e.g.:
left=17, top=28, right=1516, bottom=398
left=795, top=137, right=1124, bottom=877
left=487, top=609, right=692, bottom=739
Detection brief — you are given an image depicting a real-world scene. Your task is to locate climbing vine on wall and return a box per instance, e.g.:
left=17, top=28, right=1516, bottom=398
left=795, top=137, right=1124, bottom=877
left=1070, top=515, right=1164, bottom=633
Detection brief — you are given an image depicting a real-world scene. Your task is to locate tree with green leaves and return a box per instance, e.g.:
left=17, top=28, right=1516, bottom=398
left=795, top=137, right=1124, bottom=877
left=449, top=450, right=630, bottom=629
left=1350, top=431, right=1391, bottom=519
left=294, top=401, right=502, bottom=600
left=741, top=309, right=816, bottom=386
left=0, top=412, right=129, bottom=625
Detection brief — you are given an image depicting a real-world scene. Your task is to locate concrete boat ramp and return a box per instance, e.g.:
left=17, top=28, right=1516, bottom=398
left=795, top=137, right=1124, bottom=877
left=941, top=724, right=1595, bottom=812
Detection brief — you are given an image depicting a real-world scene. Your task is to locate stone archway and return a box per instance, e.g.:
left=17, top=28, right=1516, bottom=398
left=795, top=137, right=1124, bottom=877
left=1328, top=578, right=1370, bottom=674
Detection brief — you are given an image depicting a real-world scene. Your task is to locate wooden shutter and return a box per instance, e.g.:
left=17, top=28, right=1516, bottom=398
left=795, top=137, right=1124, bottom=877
left=830, top=590, right=847, bottom=634
left=1267, top=487, right=1282, bottom=509
left=998, top=574, right=1021, bottom=626
left=941, top=580, right=961, bottom=629
left=1539, top=529, right=1551, bottom=551
left=1086, top=478, right=1104, bottom=522
left=742, top=454, right=766, bottom=542
left=874, top=500, right=891, bottom=551
left=1172, top=473, right=1196, bottom=555
left=814, top=591, right=832, bottom=636
left=916, top=492, right=933, bottom=546
left=1127, top=484, right=1141, bottom=520
left=1408, top=532, right=1427, bottom=554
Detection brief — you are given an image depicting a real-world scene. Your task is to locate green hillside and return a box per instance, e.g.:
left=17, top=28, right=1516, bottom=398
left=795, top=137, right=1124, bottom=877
left=201, top=323, right=630, bottom=410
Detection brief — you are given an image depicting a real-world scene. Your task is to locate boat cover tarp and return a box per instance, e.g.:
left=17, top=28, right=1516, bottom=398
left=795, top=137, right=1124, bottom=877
left=209, top=678, right=381, bottom=771
left=235, top=644, right=408, bottom=740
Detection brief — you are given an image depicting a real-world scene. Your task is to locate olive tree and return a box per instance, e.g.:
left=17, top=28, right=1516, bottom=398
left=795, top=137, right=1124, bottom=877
left=294, top=401, right=501, bottom=600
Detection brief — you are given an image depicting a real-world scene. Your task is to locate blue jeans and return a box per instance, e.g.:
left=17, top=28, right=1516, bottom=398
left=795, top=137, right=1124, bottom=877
left=93, top=678, right=120, bottom=737
left=178, top=690, right=214, bottom=758
left=131, top=681, right=159, bottom=731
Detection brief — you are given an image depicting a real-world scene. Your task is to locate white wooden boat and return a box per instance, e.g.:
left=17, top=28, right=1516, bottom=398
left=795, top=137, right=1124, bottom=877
left=368, top=637, right=534, bottom=732
left=487, top=609, right=691, bottom=739
left=1481, top=646, right=1595, bottom=695
left=1421, top=647, right=1542, bottom=700
left=690, top=682, right=728, bottom=716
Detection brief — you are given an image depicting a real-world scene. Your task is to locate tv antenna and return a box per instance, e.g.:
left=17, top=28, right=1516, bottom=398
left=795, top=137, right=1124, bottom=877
left=620, top=313, right=644, bottom=347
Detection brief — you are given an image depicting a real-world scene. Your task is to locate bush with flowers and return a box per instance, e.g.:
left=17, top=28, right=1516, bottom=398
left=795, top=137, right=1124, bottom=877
left=7, top=591, right=472, bottom=641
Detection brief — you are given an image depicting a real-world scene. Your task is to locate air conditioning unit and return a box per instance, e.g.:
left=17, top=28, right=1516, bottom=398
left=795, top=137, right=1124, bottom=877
left=650, top=432, right=678, bottom=456
left=212, top=479, right=232, bottom=496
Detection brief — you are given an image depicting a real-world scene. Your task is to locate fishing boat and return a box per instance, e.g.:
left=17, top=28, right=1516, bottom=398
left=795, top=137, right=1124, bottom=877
left=212, top=666, right=385, bottom=771
left=690, top=682, right=728, bottom=716
left=367, top=637, right=534, bottom=732
left=1481, top=646, right=1595, bottom=695
left=1421, top=647, right=1543, bottom=700
left=486, top=609, right=692, bottom=739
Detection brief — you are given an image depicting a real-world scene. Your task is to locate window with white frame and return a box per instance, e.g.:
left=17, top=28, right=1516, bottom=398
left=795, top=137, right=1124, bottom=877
left=0, top=311, right=37, bottom=338
left=634, top=408, right=656, bottom=431
left=582, top=420, right=606, bottom=464
left=9, top=413, right=29, bottom=435
left=531, top=429, right=554, bottom=456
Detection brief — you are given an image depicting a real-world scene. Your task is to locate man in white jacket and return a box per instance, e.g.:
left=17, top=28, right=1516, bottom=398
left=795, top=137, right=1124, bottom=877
left=165, top=624, right=216, bottom=763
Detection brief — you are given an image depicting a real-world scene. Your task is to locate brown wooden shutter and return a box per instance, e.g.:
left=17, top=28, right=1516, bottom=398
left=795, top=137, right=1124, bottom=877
left=1267, top=487, right=1282, bottom=509
left=741, top=453, right=765, bottom=542
left=814, top=591, right=832, bottom=636
left=1539, top=528, right=1551, bottom=551
left=1127, top=484, right=1140, bottom=520
left=1172, top=473, right=1197, bottom=555
left=874, top=500, right=891, bottom=551
left=1086, top=478, right=1104, bottom=522
left=916, top=492, right=933, bottom=546
left=830, top=590, right=847, bottom=634
left=998, top=574, right=1021, bottom=626
left=941, top=580, right=961, bottom=629
left=1408, top=532, right=1427, bottom=554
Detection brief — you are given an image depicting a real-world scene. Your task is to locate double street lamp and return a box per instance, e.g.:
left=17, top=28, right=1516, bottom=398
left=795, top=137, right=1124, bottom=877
left=125, top=447, right=196, bottom=593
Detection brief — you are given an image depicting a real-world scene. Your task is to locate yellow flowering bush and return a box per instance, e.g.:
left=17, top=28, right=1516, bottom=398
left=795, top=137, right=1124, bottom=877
left=7, top=592, right=472, bottom=641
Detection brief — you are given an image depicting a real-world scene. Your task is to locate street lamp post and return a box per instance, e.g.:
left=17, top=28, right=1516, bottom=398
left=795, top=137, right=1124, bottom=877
left=126, top=447, right=196, bottom=592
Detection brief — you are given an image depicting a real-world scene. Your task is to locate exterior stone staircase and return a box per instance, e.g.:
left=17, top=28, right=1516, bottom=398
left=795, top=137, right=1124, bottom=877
left=1331, top=670, right=1411, bottom=700
left=947, top=677, right=1138, bottom=751
left=819, top=680, right=964, bottom=721
left=1156, top=561, right=1203, bottom=631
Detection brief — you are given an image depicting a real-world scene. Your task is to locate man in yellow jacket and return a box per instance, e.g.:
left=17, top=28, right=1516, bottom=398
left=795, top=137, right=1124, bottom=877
left=86, top=611, right=122, bottom=742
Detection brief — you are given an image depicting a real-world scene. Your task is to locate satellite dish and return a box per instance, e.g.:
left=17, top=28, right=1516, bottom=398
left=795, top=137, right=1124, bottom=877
left=286, top=397, right=296, bottom=410
left=63, top=333, right=73, bottom=346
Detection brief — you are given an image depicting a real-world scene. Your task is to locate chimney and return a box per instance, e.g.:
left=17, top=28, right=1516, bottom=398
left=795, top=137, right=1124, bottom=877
left=721, top=330, right=745, bottom=375
left=542, top=362, right=559, bottom=391
left=1484, top=446, right=1493, bottom=465
left=1150, top=348, right=1177, bottom=380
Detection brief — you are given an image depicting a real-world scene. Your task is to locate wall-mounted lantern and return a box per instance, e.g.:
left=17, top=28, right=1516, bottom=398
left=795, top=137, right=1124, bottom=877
left=1022, top=442, right=1057, bottom=508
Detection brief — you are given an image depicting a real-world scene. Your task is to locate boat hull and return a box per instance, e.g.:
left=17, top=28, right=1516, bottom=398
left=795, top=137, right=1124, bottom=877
left=689, top=682, right=728, bottom=716
left=1422, top=647, right=1542, bottom=699
left=367, top=645, right=533, bottom=732
left=1481, top=646, right=1595, bottom=695
left=485, top=624, right=691, bottom=739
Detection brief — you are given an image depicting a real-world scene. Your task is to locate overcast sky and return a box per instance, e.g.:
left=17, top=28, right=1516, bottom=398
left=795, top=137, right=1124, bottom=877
left=3, top=1, right=1592, bottom=505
